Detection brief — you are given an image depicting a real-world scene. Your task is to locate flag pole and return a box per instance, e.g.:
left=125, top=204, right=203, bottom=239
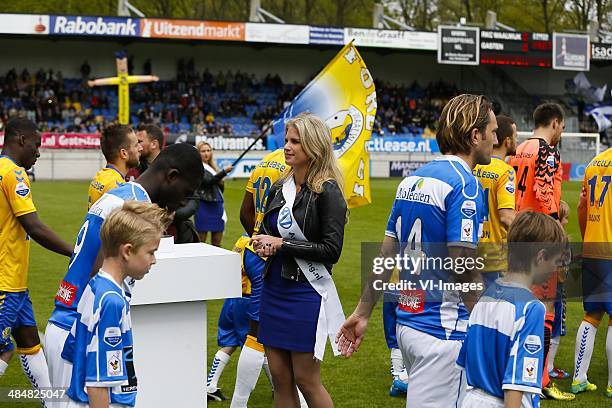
left=230, top=121, right=275, bottom=167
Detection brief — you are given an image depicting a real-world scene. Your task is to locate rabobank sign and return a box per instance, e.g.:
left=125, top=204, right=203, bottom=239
left=50, top=16, right=140, bottom=37
left=366, top=136, right=440, bottom=153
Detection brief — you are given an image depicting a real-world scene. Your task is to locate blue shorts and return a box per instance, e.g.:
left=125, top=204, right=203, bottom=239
left=217, top=297, right=251, bottom=347
left=0, top=291, right=37, bottom=353
left=582, top=258, right=612, bottom=314
left=383, top=301, right=398, bottom=349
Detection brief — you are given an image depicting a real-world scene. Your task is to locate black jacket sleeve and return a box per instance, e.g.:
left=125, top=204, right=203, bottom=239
left=201, top=168, right=228, bottom=187
left=281, top=181, right=347, bottom=264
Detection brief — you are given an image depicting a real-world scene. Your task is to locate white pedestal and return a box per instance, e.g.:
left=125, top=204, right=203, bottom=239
left=130, top=243, right=241, bottom=408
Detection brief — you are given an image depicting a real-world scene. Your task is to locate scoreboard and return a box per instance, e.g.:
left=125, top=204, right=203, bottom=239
left=480, top=30, right=552, bottom=67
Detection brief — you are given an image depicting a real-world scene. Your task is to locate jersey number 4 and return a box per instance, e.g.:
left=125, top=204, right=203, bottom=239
left=512, top=166, right=528, bottom=196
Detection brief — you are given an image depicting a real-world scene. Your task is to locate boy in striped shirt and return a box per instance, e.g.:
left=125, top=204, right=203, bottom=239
left=66, top=201, right=171, bottom=407
left=457, top=211, right=567, bottom=407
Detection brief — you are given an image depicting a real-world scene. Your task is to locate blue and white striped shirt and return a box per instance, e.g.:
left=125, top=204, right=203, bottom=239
left=66, top=271, right=137, bottom=407
left=457, top=279, right=545, bottom=407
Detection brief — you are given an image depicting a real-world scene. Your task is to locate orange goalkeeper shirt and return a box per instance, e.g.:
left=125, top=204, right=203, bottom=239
left=509, top=138, right=562, bottom=218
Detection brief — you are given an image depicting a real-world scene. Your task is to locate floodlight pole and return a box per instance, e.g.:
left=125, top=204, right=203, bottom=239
left=117, top=0, right=145, bottom=18
left=372, top=2, right=415, bottom=30
left=249, top=0, right=285, bottom=23
left=485, top=10, right=515, bottom=31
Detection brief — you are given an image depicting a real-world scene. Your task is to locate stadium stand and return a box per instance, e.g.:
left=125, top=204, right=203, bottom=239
left=1, top=63, right=601, bottom=142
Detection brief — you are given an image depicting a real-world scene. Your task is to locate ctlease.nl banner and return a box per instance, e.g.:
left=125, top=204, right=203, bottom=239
left=0, top=133, right=100, bottom=149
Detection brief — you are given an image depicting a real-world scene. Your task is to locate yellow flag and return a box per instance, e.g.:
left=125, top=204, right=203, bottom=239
left=270, top=42, right=377, bottom=208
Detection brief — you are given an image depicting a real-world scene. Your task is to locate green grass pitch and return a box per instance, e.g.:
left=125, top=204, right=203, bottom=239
left=0, top=179, right=609, bottom=407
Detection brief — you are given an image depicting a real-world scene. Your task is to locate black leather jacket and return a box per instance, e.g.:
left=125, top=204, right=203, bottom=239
left=260, top=179, right=347, bottom=281
left=194, top=167, right=227, bottom=202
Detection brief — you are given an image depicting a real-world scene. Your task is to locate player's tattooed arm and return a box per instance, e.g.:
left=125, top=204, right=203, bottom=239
left=17, top=212, right=73, bottom=257
left=448, top=245, right=483, bottom=313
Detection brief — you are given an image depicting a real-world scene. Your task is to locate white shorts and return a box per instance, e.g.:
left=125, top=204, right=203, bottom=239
left=45, top=322, right=73, bottom=389
left=462, top=388, right=504, bottom=408
left=396, top=324, right=466, bottom=408
left=66, top=401, right=127, bottom=408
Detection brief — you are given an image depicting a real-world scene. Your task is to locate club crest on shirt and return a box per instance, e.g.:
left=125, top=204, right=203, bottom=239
left=279, top=207, right=292, bottom=229
left=107, top=350, right=123, bottom=377
left=523, top=335, right=542, bottom=354
left=460, top=200, right=476, bottom=218
left=15, top=182, right=30, bottom=198
left=103, top=327, right=122, bottom=347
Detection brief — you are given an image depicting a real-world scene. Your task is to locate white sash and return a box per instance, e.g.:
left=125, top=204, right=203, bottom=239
left=278, top=177, right=345, bottom=360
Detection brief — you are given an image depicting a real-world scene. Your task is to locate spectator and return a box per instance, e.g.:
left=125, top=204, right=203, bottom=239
left=80, top=61, right=91, bottom=79
left=194, top=142, right=232, bottom=247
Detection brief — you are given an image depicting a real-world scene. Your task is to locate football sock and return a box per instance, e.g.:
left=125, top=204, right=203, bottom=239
left=542, top=314, right=553, bottom=387
left=607, top=322, right=612, bottom=387
left=298, top=388, right=308, bottom=407
left=263, top=355, right=273, bottom=390
left=207, top=350, right=231, bottom=393
left=548, top=336, right=560, bottom=372
left=573, top=317, right=598, bottom=383
left=0, top=359, right=8, bottom=376
left=18, top=347, right=52, bottom=406
left=230, top=336, right=264, bottom=408
left=390, top=348, right=404, bottom=377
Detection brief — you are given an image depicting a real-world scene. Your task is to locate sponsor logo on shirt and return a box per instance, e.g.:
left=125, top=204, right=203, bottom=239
left=107, top=350, right=124, bottom=377
left=398, top=290, right=425, bottom=313
left=460, top=200, right=476, bottom=218
left=55, top=280, right=77, bottom=307
left=523, top=335, right=542, bottom=354
left=505, top=181, right=515, bottom=194
left=461, top=219, right=473, bottom=242
left=522, top=357, right=538, bottom=383
left=397, top=178, right=431, bottom=204
left=103, top=327, right=122, bottom=347
left=15, top=182, right=30, bottom=198
left=546, top=155, right=556, bottom=167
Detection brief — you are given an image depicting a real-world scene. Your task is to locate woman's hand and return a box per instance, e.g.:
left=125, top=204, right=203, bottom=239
left=250, top=235, right=283, bottom=257
left=224, top=165, right=233, bottom=173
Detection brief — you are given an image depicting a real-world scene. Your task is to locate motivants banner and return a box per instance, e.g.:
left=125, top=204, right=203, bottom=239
left=166, top=134, right=267, bottom=150
left=141, top=19, right=245, bottom=41
left=0, top=133, right=100, bottom=149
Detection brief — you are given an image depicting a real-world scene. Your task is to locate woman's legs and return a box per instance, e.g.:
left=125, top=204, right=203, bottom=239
left=211, top=231, right=223, bottom=247
left=264, top=346, right=300, bottom=408
left=198, top=231, right=208, bottom=243
left=292, top=351, right=333, bottom=408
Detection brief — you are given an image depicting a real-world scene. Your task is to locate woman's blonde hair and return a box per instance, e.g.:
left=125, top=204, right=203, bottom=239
left=101, top=201, right=173, bottom=257
left=196, top=141, right=219, bottom=172
left=284, top=112, right=344, bottom=194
